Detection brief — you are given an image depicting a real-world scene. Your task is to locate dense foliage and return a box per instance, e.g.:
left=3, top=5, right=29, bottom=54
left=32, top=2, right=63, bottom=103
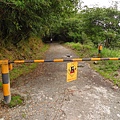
left=0, top=1, right=120, bottom=48
left=0, top=0, right=78, bottom=45
left=57, top=7, right=120, bottom=48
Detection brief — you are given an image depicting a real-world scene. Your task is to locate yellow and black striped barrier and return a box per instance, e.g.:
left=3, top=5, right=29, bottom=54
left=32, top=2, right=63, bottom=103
left=9, top=58, right=120, bottom=63
left=0, top=57, right=120, bottom=104
left=0, top=60, right=11, bottom=104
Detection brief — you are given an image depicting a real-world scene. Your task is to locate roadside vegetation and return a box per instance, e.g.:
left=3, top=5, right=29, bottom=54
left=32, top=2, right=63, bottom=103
left=9, top=37, right=48, bottom=80
left=0, top=37, right=48, bottom=107
left=65, top=42, right=120, bottom=86
left=0, top=37, right=48, bottom=85
left=1, top=94, right=24, bottom=108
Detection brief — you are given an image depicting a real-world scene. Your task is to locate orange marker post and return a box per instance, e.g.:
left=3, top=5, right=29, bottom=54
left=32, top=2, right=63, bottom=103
left=98, top=44, right=102, bottom=58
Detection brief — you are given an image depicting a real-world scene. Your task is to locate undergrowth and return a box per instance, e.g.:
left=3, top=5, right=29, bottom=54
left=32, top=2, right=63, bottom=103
left=0, top=37, right=48, bottom=82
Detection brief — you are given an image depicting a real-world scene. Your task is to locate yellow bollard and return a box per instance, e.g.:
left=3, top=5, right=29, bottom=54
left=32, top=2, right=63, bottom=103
left=98, top=44, right=102, bottom=58
left=1, top=60, right=11, bottom=104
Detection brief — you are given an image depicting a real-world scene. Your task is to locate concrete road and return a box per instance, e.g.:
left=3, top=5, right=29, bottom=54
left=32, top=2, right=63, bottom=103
left=0, top=43, right=120, bottom=120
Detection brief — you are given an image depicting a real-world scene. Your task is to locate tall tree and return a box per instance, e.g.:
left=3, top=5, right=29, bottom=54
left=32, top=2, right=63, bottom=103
left=56, top=6, right=120, bottom=48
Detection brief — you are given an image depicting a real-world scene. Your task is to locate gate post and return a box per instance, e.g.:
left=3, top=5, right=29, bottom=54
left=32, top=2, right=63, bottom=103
left=98, top=44, right=102, bottom=58
left=1, top=60, right=11, bottom=104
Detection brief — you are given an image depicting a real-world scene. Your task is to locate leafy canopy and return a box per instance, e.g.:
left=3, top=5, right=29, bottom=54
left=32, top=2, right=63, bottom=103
left=0, top=0, right=79, bottom=45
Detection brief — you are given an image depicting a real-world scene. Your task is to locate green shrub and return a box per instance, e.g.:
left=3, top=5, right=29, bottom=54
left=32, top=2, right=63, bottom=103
left=9, top=95, right=24, bottom=108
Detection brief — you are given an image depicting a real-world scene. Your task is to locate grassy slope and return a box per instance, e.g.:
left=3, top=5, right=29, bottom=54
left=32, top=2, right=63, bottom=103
left=65, top=42, right=120, bottom=86
left=0, top=37, right=49, bottom=83
left=0, top=37, right=49, bottom=107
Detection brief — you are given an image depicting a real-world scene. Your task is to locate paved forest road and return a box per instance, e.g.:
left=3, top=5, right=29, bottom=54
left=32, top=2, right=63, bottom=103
left=0, top=43, right=120, bottom=120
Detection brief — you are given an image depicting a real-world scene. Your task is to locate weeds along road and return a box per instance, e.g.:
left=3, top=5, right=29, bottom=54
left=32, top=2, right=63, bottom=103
left=0, top=43, right=120, bottom=120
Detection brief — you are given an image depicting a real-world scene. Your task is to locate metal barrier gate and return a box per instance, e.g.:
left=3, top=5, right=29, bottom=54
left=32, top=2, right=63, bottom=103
left=0, top=57, right=120, bottom=104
